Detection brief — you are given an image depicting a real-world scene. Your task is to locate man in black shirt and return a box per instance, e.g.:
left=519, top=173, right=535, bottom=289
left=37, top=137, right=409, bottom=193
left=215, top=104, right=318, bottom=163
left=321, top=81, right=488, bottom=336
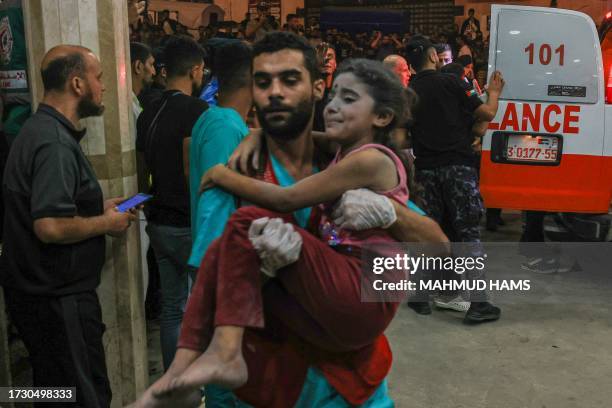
left=1, top=45, right=135, bottom=407
left=406, top=37, right=504, bottom=323
left=136, top=36, right=208, bottom=370
left=139, top=47, right=167, bottom=112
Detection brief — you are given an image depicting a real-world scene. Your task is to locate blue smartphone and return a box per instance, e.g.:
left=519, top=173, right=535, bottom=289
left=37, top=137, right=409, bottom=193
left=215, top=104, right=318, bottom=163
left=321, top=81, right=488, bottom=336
left=116, top=193, right=153, bottom=213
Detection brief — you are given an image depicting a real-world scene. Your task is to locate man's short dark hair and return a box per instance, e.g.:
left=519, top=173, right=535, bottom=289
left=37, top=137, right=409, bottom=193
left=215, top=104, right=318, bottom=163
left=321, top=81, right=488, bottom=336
left=152, top=47, right=166, bottom=71
left=215, top=42, right=253, bottom=95
left=441, top=63, right=464, bottom=79
left=253, top=32, right=320, bottom=81
left=41, top=52, right=86, bottom=92
left=469, top=8, right=475, bottom=14
left=405, top=36, right=434, bottom=72
left=435, top=43, right=451, bottom=54
left=162, top=36, right=206, bottom=79
left=130, top=42, right=152, bottom=65
left=286, top=13, right=298, bottom=21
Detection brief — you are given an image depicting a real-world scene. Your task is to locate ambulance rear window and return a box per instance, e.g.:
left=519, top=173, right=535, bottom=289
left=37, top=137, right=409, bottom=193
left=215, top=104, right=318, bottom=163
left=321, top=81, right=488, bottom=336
left=495, top=9, right=599, bottom=104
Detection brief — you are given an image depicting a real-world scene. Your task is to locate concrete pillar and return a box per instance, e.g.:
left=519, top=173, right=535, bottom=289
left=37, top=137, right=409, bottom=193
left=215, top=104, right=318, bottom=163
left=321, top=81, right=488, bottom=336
left=17, top=1, right=148, bottom=406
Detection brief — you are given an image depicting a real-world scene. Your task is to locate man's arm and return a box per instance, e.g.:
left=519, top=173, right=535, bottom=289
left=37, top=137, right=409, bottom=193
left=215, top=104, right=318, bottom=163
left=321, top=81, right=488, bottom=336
left=370, top=32, right=382, bottom=49
left=474, top=71, right=505, bottom=121
left=391, top=34, right=403, bottom=48
left=332, top=189, right=448, bottom=243
left=245, top=18, right=266, bottom=38
left=187, top=118, right=245, bottom=268
left=31, top=143, right=135, bottom=244
left=34, top=203, right=134, bottom=244
left=127, top=0, right=145, bottom=26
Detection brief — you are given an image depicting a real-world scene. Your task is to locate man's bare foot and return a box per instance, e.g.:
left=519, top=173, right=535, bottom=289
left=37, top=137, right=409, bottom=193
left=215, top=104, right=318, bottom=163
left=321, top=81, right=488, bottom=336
left=157, top=348, right=248, bottom=396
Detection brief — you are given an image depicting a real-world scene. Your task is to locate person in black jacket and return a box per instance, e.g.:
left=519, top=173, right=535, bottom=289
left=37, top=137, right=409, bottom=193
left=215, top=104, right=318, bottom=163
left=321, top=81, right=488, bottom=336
left=406, top=36, right=504, bottom=323
left=1, top=45, right=135, bottom=407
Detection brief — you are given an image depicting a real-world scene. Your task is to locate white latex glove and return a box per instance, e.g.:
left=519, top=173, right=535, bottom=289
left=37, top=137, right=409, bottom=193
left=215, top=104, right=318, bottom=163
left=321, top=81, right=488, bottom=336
left=331, top=188, right=397, bottom=231
left=248, top=217, right=303, bottom=277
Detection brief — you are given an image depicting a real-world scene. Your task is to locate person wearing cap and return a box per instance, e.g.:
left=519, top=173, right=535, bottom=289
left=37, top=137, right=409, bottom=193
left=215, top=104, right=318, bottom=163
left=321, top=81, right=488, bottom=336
left=405, top=36, right=505, bottom=322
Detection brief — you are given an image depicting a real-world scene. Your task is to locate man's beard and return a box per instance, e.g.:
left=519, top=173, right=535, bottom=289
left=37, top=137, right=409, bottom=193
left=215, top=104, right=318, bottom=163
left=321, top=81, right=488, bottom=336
left=77, top=91, right=105, bottom=118
left=256, top=96, right=314, bottom=141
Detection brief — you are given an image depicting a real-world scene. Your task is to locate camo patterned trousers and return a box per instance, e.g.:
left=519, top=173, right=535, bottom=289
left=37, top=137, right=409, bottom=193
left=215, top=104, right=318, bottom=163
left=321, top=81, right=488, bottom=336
left=415, top=165, right=488, bottom=301
left=415, top=165, right=484, bottom=243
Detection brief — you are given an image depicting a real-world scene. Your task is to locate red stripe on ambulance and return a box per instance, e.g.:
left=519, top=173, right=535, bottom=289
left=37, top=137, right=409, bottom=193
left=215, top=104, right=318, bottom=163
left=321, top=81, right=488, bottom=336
left=480, top=151, right=612, bottom=213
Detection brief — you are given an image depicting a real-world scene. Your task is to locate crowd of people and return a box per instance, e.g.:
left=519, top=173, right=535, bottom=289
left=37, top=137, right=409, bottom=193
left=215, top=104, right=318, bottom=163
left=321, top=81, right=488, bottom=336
left=1, top=2, right=509, bottom=407
left=129, top=5, right=491, bottom=87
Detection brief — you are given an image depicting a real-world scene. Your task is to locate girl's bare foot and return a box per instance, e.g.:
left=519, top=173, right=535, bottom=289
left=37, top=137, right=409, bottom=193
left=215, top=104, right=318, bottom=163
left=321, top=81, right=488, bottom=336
left=154, top=326, right=247, bottom=398
left=158, top=346, right=248, bottom=398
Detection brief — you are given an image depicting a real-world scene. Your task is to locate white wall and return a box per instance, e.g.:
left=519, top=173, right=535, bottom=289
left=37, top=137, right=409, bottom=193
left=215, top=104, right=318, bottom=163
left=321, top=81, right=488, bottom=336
left=282, top=0, right=305, bottom=24
left=214, top=0, right=249, bottom=22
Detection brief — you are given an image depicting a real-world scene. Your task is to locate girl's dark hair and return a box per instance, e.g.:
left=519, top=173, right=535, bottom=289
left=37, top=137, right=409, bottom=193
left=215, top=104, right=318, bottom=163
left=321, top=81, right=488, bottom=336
left=335, top=58, right=411, bottom=147
left=335, top=59, right=420, bottom=200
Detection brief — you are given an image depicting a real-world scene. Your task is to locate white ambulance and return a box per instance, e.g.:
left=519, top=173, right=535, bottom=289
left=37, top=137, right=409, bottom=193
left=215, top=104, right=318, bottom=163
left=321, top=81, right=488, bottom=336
left=480, top=5, right=612, bottom=224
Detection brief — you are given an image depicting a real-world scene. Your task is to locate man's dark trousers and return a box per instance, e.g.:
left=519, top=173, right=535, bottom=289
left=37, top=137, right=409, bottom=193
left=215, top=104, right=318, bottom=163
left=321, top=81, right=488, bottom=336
left=4, top=289, right=112, bottom=408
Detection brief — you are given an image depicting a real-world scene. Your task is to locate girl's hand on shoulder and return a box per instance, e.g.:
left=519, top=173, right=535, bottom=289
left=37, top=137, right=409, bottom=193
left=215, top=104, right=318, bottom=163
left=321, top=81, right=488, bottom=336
left=199, top=164, right=226, bottom=193
left=228, top=129, right=263, bottom=175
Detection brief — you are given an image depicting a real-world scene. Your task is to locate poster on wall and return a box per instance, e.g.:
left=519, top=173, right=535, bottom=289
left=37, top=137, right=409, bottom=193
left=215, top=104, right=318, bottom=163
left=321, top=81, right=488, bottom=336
left=0, top=0, right=29, bottom=97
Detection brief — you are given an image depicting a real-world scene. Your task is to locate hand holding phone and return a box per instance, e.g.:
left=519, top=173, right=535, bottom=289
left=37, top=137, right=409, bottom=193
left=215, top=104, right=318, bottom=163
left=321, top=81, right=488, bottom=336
left=116, top=193, right=153, bottom=213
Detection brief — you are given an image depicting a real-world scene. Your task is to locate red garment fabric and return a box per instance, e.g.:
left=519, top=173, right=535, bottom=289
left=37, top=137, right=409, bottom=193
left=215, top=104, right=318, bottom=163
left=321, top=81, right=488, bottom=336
left=180, top=205, right=399, bottom=348
left=179, top=206, right=398, bottom=407
left=179, top=149, right=401, bottom=406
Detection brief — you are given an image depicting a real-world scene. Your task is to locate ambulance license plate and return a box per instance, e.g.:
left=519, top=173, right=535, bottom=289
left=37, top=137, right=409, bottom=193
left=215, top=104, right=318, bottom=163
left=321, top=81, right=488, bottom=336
left=506, top=135, right=559, bottom=162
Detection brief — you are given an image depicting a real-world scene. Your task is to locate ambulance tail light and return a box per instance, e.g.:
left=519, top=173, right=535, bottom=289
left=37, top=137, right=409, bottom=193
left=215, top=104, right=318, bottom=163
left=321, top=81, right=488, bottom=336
left=607, top=65, right=612, bottom=104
